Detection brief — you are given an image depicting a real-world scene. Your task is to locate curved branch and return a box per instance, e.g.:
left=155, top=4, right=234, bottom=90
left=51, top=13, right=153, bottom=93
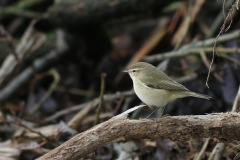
left=36, top=106, right=240, bottom=160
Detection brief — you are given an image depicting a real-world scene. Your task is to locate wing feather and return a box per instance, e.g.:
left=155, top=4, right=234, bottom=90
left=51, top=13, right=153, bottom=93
left=139, top=76, right=190, bottom=92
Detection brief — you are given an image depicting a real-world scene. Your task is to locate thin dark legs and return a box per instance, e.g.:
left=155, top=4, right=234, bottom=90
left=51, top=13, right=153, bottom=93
left=146, top=106, right=160, bottom=118
left=158, top=105, right=166, bottom=118
left=146, top=104, right=168, bottom=118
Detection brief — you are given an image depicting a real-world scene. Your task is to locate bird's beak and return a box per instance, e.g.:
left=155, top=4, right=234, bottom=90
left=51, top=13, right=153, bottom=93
left=122, top=70, right=129, bottom=73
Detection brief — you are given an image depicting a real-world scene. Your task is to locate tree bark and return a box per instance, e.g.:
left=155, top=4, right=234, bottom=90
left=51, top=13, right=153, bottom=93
left=36, top=105, right=240, bottom=160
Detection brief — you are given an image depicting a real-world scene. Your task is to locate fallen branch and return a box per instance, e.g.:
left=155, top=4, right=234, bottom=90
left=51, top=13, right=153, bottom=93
left=180, top=29, right=240, bottom=50
left=0, top=29, right=68, bottom=103
left=0, top=20, right=46, bottom=85
left=144, top=29, right=240, bottom=63
left=37, top=105, right=240, bottom=160
left=144, top=47, right=240, bottom=62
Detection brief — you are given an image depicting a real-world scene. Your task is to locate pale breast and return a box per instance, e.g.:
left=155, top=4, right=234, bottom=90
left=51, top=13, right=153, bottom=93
left=133, top=83, right=169, bottom=110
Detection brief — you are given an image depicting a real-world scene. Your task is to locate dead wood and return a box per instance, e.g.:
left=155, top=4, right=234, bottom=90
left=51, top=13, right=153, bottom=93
left=36, top=105, right=240, bottom=160
left=0, top=30, right=68, bottom=103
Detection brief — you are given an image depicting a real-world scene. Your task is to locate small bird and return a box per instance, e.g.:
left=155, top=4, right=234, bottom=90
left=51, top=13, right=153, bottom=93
left=123, top=62, right=211, bottom=118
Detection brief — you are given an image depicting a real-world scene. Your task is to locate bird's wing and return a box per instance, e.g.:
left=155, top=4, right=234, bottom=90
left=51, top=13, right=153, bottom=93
left=139, top=76, right=190, bottom=92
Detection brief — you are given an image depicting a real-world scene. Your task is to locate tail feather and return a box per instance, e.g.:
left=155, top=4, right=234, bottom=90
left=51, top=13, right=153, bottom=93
left=191, top=92, right=211, bottom=100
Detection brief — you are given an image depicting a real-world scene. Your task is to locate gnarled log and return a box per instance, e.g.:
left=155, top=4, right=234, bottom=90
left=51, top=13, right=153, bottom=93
left=36, top=105, right=240, bottom=160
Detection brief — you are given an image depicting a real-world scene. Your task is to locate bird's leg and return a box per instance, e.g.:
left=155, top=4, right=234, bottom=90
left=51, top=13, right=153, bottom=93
left=146, top=106, right=161, bottom=118
left=158, top=104, right=167, bottom=118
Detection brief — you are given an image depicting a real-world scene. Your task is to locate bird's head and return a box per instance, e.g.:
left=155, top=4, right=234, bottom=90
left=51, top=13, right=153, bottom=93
left=122, top=62, right=154, bottom=79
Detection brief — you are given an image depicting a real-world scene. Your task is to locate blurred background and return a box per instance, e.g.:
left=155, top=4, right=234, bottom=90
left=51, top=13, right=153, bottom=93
left=0, top=0, right=240, bottom=159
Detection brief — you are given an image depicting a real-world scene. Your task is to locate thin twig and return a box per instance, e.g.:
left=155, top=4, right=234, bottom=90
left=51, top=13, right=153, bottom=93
left=2, top=110, right=50, bottom=141
left=113, top=96, right=124, bottom=116
left=173, top=1, right=192, bottom=50
left=194, top=138, right=210, bottom=160
left=144, top=46, right=240, bottom=63
left=173, top=73, right=197, bottom=84
left=44, top=90, right=134, bottom=122
left=206, top=0, right=239, bottom=87
left=232, top=86, right=240, bottom=112
left=29, top=69, right=60, bottom=114
left=82, top=112, right=113, bottom=125
left=94, top=73, right=107, bottom=125
left=172, top=0, right=206, bottom=48
left=54, top=86, right=96, bottom=97
left=219, top=53, right=240, bottom=65
left=234, top=151, right=240, bottom=160
left=0, top=24, right=18, bottom=60
left=68, top=100, right=97, bottom=129
left=207, top=0, right=235, bottom=38
left=199, top=50, right=224, bottom=84
left=180, top=29, right=240, bottom=50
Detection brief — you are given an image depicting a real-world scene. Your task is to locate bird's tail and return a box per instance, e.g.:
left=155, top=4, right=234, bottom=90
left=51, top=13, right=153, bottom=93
left=190, top=92, right=211, bottom=100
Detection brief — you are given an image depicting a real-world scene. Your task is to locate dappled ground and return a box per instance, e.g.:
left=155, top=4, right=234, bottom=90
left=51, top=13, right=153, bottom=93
left=0, top=0, right=240, bottom=159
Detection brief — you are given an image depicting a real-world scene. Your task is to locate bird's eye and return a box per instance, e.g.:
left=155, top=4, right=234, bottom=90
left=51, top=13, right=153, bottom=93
left=132, top=70, right=136, bottom=73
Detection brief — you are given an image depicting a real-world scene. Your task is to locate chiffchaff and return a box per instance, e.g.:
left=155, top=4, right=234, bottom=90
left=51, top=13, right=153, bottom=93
left=123, top=62, right=211, bottom=118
